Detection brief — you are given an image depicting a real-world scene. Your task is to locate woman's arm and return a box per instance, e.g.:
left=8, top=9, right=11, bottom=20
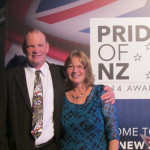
left=101, top=91, right=120, bottom=150
left=109, top=139, right=119, bottom=150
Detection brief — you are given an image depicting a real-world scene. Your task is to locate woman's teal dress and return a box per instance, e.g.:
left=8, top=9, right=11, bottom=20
left=60, top=85, right=119, bottom=150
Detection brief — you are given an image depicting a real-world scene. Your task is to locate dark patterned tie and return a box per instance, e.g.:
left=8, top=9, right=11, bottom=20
left=31, top=70, right=43, bottom=139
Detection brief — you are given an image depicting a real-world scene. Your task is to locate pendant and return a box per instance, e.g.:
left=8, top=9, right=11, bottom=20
left=72, top=93, right=83, bottom=99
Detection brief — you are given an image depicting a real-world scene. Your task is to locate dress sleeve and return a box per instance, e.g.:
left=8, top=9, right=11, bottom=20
left=101, top=91, right=120, bottom=142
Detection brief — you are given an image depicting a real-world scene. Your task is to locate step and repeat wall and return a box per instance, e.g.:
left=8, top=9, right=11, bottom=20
left=5, top=0, right=150, bottom=149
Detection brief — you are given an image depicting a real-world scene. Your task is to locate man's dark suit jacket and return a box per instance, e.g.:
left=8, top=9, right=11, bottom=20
left=0, top=63, right=65, bottom=150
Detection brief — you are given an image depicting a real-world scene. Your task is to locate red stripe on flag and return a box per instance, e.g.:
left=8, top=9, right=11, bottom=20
left=36, top=0, right=117, bottom=24
left=5, top=29, right=70, bottom=62
left=47, top=46, right=69, bottom=62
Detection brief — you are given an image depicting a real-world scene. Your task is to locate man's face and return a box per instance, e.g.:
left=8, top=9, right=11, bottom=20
left=24, top=31, right=49, bottom=69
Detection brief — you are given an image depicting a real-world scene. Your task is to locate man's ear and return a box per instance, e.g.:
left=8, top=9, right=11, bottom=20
left=22, top=42, right=26, bottom=54
left=46, top=42, right=50, bottom=54
left=23, top=49, right=26, bottom=54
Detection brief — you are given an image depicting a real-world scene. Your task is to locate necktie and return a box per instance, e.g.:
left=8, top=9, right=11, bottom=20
left=31, top=70, right=43, bottom=139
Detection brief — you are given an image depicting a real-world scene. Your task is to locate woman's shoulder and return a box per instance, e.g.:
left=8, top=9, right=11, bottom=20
left=90, top=85, right=106, bottom=102
left=93, top=84, right=105, bottom=92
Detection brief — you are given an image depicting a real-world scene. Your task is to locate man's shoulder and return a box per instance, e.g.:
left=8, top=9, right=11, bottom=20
left=47, top=62, right=64, bottom=71
left=47, top=62, right=63, bottom=68
left=47, top=62, right=65, bottom=79
left=4, top=64, right=25, bottom=76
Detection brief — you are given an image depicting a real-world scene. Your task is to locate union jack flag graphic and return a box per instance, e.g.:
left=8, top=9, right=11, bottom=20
left=5, top=0, right=148, bottom=65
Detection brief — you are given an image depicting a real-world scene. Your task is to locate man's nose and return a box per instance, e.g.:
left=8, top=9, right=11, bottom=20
left=32, top=47, right=39, bottom=53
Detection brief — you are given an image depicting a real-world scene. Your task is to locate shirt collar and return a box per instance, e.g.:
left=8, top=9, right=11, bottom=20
left=25, top=62, right=48, bottom=77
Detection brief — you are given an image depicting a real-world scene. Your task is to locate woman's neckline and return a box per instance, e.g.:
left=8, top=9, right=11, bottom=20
left=65, top=86, right=93, bottom=105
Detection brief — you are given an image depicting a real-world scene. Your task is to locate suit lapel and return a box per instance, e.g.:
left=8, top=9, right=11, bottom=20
left=14, top=66, right=32, bottom=113
left=48, top=64, right=65, bottom=117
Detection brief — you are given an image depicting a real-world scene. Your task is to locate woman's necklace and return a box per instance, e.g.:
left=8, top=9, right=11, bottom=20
left=71, top=88, right=86, bottom=99
left=72, top=92, right=84, bottom=99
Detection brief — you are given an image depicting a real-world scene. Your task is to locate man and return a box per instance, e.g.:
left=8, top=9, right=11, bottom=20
left=0, top=29, right=115, bottom=150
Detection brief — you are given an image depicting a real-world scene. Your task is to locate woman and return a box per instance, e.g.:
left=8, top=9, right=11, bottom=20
left=60, top=50, right=119, bottom=150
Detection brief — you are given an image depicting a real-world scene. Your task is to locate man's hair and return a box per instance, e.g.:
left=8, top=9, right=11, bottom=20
left=22, top=29, right=48, bottom=52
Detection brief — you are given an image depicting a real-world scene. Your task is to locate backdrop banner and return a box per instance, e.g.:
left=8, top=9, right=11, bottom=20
left=90, top=17, right=150, bottom=149
left=4, top=0, right=150, bottom=149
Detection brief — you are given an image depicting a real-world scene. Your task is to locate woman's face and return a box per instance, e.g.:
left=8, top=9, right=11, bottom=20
left=67, top=56, right=86, bottom=86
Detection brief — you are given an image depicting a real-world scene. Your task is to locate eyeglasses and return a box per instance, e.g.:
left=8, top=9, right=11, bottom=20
left=67, top=65, right=85, bottom=70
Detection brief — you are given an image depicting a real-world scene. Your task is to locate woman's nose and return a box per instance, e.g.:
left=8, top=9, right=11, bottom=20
left=72, top=66, right=78, bottom=72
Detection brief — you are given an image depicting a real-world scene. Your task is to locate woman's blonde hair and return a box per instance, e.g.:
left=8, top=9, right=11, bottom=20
left=64, top=50, right=95, bottom=90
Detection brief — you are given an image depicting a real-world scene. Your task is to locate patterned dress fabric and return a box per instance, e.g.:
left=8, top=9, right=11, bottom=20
left=31, top=70, right=43, bottom=139
left=60, top=85, right=119, bottom=150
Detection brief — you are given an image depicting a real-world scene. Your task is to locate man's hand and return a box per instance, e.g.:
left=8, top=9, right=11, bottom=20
left=101, top=86, right=115, bottom=105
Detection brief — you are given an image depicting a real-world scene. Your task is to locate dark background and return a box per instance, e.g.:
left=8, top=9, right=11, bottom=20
left=0, top=0, right=5, bottom=71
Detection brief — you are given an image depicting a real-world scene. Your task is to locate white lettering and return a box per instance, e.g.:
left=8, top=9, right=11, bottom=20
left=120, top=141, right=145, bottom=150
